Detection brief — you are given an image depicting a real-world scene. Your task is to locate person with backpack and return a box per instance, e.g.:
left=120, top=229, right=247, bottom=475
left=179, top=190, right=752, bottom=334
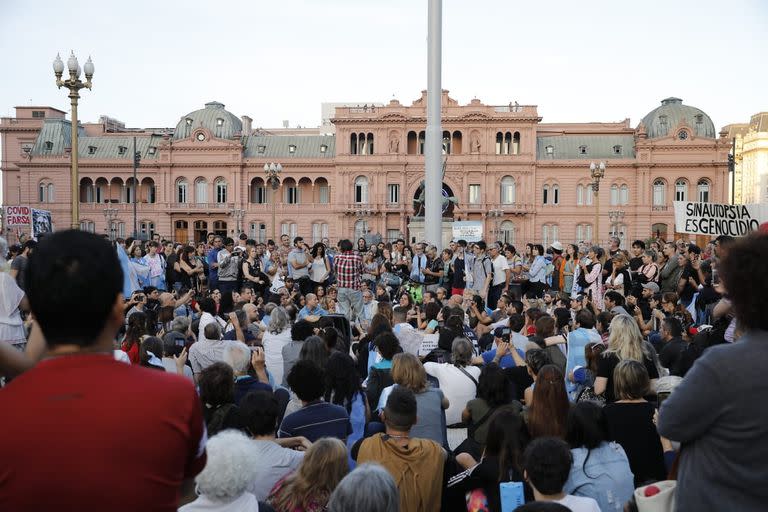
left=469, top=241, right=493, bottom=303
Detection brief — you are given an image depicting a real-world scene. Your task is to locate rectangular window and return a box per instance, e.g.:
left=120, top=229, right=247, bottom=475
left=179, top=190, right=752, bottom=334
left=196, top=182, right=207, bottom=204
left=387, top=229, right=400, bottom=243
left=469, top=184, right=481, bottom=204
left=255, top=187, right=267, bottom=204
left=387, top=184, right=400, bottom=204
left=287, top=187, right=298, bottom=204
left=32, top=110, right=46, bottom=118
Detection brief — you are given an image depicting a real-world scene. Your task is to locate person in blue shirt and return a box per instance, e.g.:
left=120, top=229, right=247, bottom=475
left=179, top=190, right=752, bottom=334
left=297, top=293, right=329, bottom=321
left=278, top=360, right=352, bottom=443
left=206, top=235, right=223, bottom=292
left=410, top=243, right=428, bottom=283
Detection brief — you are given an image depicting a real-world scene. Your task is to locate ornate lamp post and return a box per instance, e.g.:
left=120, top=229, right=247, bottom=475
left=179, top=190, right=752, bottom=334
left=103, top=207, right=118, bottom=241
left=53, top=51, right=94, bottom=230
left=589, top=161, right=606, bottom=244
left=264, top=163, right=282, bottom=241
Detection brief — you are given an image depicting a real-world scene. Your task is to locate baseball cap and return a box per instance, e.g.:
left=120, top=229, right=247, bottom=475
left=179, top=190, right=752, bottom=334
left=641, top=282, right=660, bottom=293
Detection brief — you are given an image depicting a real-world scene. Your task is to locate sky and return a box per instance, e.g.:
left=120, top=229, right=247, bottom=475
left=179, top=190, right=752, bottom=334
left=1, top=0, right=766, bottom=131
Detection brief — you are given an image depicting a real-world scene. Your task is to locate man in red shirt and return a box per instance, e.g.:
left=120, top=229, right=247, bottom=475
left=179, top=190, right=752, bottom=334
left=333, top=239, right=363, bottom=322
left=0, top=230, right=207, bottom=511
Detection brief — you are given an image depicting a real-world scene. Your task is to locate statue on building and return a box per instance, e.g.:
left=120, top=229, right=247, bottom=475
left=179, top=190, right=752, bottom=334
left=389, top=137, right=399, bottom=153
left=412, top=158, right=458, bottom=217
left=471, top=135, right=481, bottom=153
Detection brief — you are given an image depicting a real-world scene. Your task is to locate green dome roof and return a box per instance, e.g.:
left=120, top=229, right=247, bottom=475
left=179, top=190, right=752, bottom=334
left=639, top=97, right=716, bottom=139
left=174, top=101, right=242, bottom=140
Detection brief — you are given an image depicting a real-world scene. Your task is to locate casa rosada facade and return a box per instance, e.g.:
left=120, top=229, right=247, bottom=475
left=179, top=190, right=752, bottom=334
left=0, top=91, right=731, bottom=247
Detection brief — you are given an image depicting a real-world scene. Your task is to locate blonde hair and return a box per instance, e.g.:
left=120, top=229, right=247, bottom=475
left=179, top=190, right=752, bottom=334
left=605, top=314, right=646, bottom=362
left=391, top=353, right=427, bottom=393
left=268, top=438, right=349, bottom=511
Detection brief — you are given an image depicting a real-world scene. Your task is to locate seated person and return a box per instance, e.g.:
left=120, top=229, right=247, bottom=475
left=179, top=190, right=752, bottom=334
left=223, top=309, right=259, bottom=344
left=365, top=333, right=401, bottom=410
left=223, top=342, right=272, bottom=404
left=297, top=293, right=329, bottom=322
left=522, top=437, right=601, bottom=512
left=239, top=390, right=310, bottom=501
left=354, top=387, right=447, bottom=512
left=278, top=360, right=352, bottom=442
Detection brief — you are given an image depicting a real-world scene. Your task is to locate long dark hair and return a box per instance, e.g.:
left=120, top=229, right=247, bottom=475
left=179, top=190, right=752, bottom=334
left=310, top=242, right=326, bottom=259
left=323, top=352, right=362, bottom=412
left=477, top=363, right=510, bottom=408
left=124, top=311, right=149, bottom=352
left=566, top=401, right=610, bottom=479
left=485, top=406, right=530, bottom=482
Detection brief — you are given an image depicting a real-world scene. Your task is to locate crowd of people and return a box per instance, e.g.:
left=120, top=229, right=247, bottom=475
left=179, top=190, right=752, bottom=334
left=0, top=226, right=766, bottom=512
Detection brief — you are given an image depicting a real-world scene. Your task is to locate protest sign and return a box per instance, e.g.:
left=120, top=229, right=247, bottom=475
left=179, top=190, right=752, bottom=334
left=31, top=209, right=53, bottom=239
left=673, top=201, right=768, bottom=237
left=418, top=333, right=439, bottom=357
left=4, top=206, right=31, bottom=227
left=452, top=221, right=483, bottom=242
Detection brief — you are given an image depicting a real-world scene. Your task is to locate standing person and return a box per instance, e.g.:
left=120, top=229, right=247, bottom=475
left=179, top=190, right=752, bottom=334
left=564, top=310, right=602, bottom=399
left=143, top=241, right=167, bottom=290
left=527, top=244, right=548, bottom=298
left=288, top=237, right=312, bottom=295
left=217, top=238, right=240, bottom=297
left=164, top=242, right=180, bottom=292
left=278, top=234, right=292, bottom=260
left=0, top=236, right=27, bottom=351
left=334, top=239, right=364, bottom=322
left=470, top=241, right=493, bottom=303
left=0, top=230, right=207, bottom=510
left=451, top=243, right=467, bottom=297
left=242, top=246, right=267, bottom=298
left=579, top=247, right=604, bottom=311
left=562, top=244, right=579, bottom=297
left=628, top=240, right=645, bottom=273
left=488, top=242, right=510, bottom=309
left=549, top=242, right=565, bottom=293
left=658, top=233, right=768, bottom=512
left=9, top=239, right=35, bottom=291
left=207, top=236, right=224, bottom=292
left=658, top=242, right=682, bottom=293
left=309, top=242, right=331, bottom=291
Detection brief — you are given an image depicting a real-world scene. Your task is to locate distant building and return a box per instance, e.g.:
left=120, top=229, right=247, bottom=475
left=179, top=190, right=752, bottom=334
left=723, top=112, right=768, bottom=205
left=1, top=93, right=731, bottom=246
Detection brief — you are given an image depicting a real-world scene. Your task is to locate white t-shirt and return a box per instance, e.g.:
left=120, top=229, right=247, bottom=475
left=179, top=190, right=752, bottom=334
left=553, top=494, right=601, bottom=512
left=423, top=362, right=480, bottom=425
left=491, top=255, right=510, bottom=287
left=263, top=328, right=293, bottom=387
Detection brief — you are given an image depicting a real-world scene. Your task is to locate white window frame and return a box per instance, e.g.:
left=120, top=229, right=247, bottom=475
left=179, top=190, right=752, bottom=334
left=215, top=180, right=227, bottom=204
left=354, top=176, right=369, bottom=204
left=501, top=176, right=515, bottom=204
left=675, top=180, right=688, bottom=202
left=653, top=180, right=666, bottom=206
left=195, top=179, right=207, bottom=204
left=469, top=184, right=481, bottom=204
left=697, top=180, right=710, bottom=203
left=387, top=183, right=400, bottom=204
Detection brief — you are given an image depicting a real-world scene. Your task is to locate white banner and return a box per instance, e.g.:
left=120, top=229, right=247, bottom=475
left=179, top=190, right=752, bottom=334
left=452, top=221, right=483, bottom=242
left=673, top=201, right=768, bottom=237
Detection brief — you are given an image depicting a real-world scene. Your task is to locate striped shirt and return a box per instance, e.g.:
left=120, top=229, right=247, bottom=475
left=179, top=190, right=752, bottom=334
left=278, top=401, right=352, bottom=442
left=334, top=251, right=363, bottom=289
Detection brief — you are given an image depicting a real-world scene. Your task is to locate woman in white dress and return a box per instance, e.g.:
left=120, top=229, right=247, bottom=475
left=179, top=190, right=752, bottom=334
left=0, top=237, right=27, bottom=351
left=262, top=307, right=293, bottom=387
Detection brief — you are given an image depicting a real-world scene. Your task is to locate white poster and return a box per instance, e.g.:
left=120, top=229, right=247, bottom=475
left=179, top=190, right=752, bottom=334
left=673, top=201, right=768, bottom=237
left=452, top=221, right=483, bottom=242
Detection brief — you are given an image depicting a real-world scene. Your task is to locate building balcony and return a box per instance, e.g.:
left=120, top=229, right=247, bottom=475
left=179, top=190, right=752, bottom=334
left=170, top=203, right=235, bottom=212
left=651, top=205, right=669, bottom=212
left=80, top=202, right=163, bottom=213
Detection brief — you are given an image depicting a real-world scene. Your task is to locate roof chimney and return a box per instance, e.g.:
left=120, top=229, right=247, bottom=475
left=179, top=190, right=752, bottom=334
left=241, top=115, right=252, bottom=134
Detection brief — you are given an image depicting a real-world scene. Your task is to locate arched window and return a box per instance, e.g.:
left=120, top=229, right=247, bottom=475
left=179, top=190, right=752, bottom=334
left=495, top=132, right=503, bottom=155
left=317, top=178, right=330, bottom=204
left=195, top=178, right=207, bottom=204
left=697, top=179, right=710, bottom=203
left=586, top=184, right=593, bottom=205
left=503, top=132, right=511, bottom=155
left=553, top=184, right=560, bottom=205
left=79, top=220, right=95, bottom=233
left=577, top=184, right=584, bottom=206
left=418, top=131, right=426, bottom=155
left=620, top=184, right=629, bottom=205
left=407, top=131, right=418, bottom=154
left=250, top=178, right=266, bottom=204
left=354, top=176, right=369, bottom=204
left=452, top=131, right=463, bottom=154
left=142, top=178, right=155, bottom=204
left=215, top=179, right=227, bottom=204
left=653, top=179, right=666, bottom=206
left=542, top=224, right=559, bottom=246
left=500, top=176, right=515, bottom=204
left=80, top=178, right=95, bottom=203
left=176, top=178, right=188, bottom=204
left=500, top=221, right=515, bottom=245
left=651, top=223, right=668, bottom=240
left=512, top=131, right=520, bottom=155
left=281, top=222, right=298, bottom=239
left=249, top=222, right=267, bottom=243
left=675, top=179, right=688, bottom=202
left=350, top=133, right=358, bottom=155
left=366, top=133, right=374, bottom=155
left=139, top=220, right=156, bottom=240
left=577, top=184, right=593, bottom=206
left=610, top=184, right=619, bottom=206
left=543, top=185, right=550, bottom=205
left=442, top=130, right=451, bottom=155
left=39, top=180, right=54, bottom=203
left=283, top=178, right=298, bottom=204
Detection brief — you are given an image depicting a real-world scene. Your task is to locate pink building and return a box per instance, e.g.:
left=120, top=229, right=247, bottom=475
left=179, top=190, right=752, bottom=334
left=1, top=92, right=730, bottom=247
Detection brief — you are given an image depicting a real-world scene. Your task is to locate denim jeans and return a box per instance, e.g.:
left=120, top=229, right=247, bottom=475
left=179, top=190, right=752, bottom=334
left=337, top=287, right=363, bottom=322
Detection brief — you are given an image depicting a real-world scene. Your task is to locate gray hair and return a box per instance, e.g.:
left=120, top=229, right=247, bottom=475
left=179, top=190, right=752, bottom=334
left=171, top=316, right=190, bottom=334
left=194, top=430, right=260, bottom=502
left=264, top=302, right=276, bottom=315
left=269, top=306, right=290, bottom=335
left=451, top=337, right=473, bottom=367
left=327, top=463, right=399, bottom=512
left=223, top=341, right=251, bottom=374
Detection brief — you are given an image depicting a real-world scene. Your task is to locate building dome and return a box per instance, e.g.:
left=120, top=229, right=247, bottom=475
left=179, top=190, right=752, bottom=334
left=174, top=101, right=242, bottom=140
left=639, top=97, right=716, bottom=139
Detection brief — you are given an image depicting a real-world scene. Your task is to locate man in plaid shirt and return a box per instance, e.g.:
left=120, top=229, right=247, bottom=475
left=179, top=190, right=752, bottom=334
left=334, top=239, right=363, bottom=321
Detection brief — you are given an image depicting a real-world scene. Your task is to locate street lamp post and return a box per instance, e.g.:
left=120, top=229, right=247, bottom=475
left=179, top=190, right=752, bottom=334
left=103, top=207, right=118, bottom=241
left=589, top=161, right=606, bottom=245
left=53, top=51, right=94, bottom=230
left=264, top=163, right=282, bottom=241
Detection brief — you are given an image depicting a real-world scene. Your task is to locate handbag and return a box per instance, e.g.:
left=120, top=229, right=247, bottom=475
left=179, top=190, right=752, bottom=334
left=576, top=385, right=606, bottom=404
